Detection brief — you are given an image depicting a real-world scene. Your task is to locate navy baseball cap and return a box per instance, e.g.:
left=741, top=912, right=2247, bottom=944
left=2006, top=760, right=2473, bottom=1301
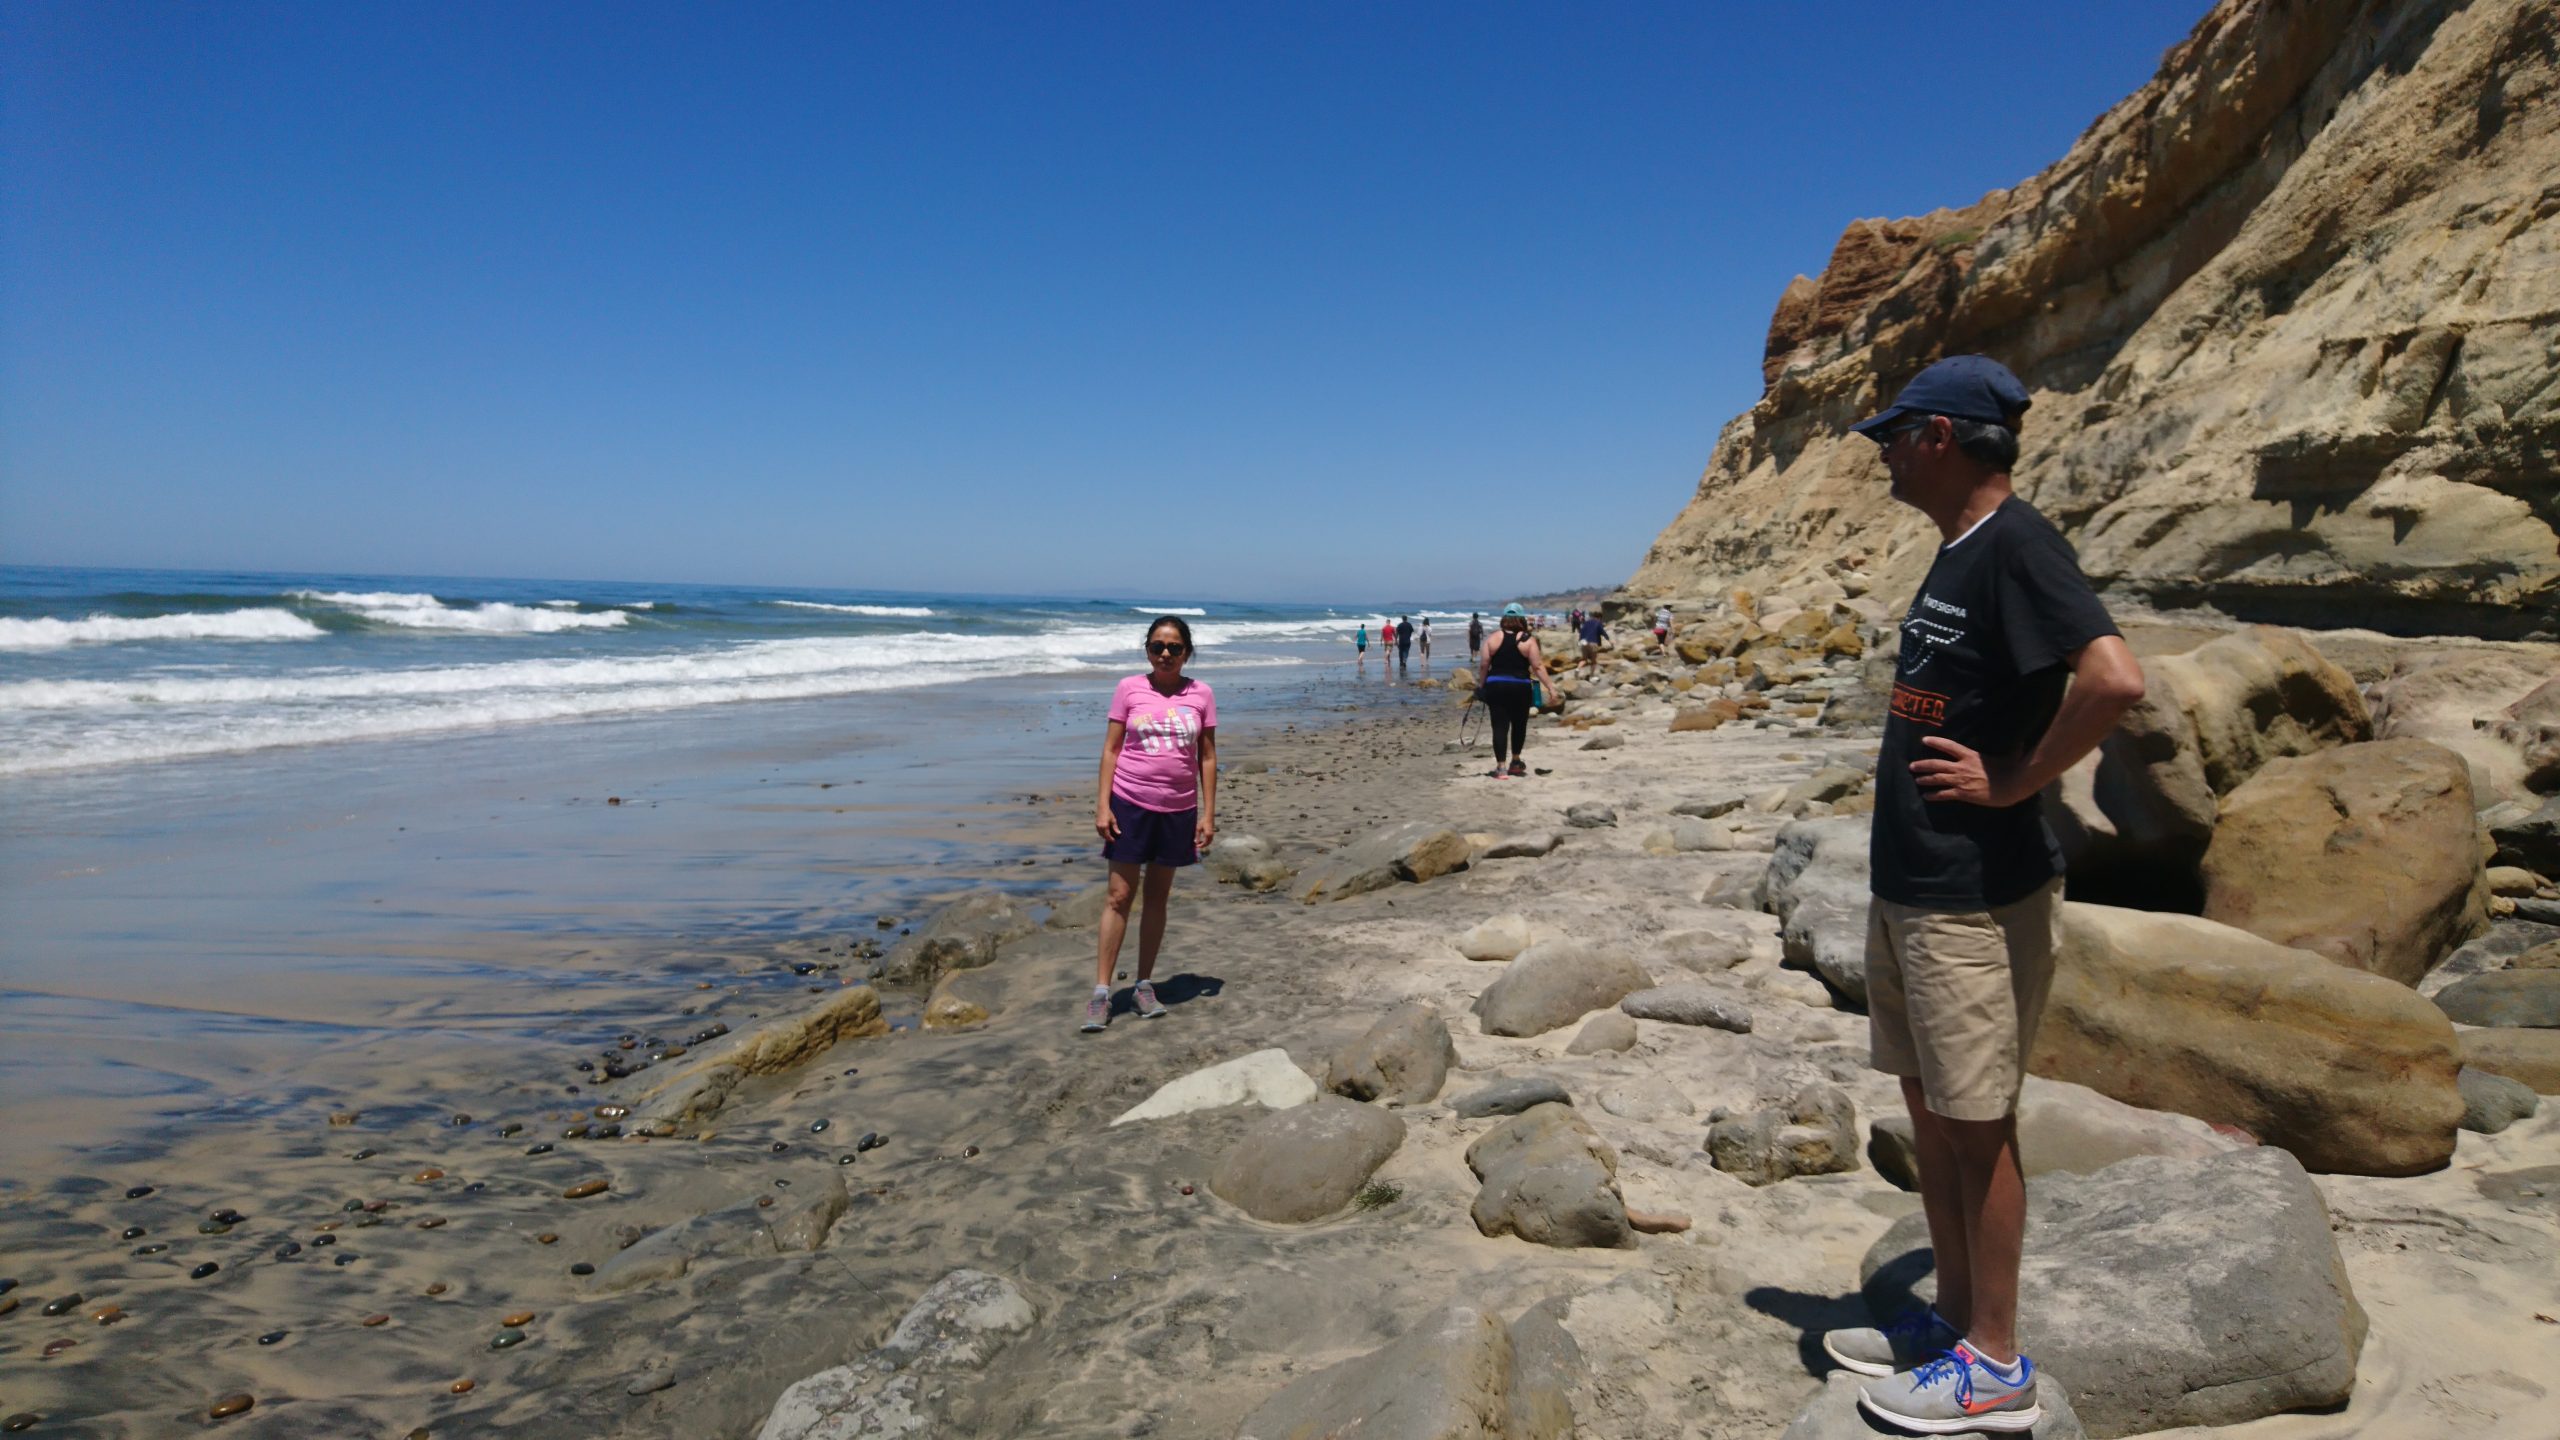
left=1849, top=355, right=2032, bottom=439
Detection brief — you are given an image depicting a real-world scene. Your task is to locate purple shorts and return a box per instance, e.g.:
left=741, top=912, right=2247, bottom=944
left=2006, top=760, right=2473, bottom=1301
left=1103, top=793, right=1199, bottom=867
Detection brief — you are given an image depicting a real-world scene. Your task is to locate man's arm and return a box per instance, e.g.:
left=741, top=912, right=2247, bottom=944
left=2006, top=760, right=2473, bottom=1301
left=1911, top=635, right=2145, bottom=808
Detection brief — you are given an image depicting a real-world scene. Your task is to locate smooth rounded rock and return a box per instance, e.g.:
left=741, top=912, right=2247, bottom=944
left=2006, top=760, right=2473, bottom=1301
left=492, top=1328, right=527, bottom=1349
left=209, top=1394, right=255, bottom=1419
left=41, top=1294, right=81, bottom=1316
left=563, top=1179, right=610, bottom=1199
left=1449, top=1077, right=1571, bottom=1118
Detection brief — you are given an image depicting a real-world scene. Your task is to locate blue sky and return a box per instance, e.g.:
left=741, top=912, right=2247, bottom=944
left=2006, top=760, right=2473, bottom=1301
left=2, top=1, right=2206, bottom=602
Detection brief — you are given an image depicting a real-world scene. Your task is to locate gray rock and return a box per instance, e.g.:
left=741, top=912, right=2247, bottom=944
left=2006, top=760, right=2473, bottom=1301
left=1210, top=1096, right=1406, bottom=1223
left=767, top=1173, right=851, bottom=1253
left=1618, top=984, right=1752, bottom=1033
left=756, top=1270, right=1037, bottom=1440
left=1779, top=765, right=1870, bottom=813
left=2490, top=793, right=2560, bottom=873
left=1472, top=941, right=1652, bottom=1038
left=879, top=892, right=1036, bottom=984
left=1564, top=1011, right=1638, bottom=1055
left=1655, top=922, right=1765, bottom=972
left=2434, top=969, right=2560, bottom=1028
left=1706, top=1083, right=1858, bottom=1186
left=1579, top=730, right=1626, bottom=751
left=1454, top=912, right=1536, bottom=962
left=1235, top=1305, right=1513, bottom=1440
left=2463, top=1026, right=2560, bottom=1093
left=1504, top=1301, right=1583, bottom=1440
left=1325, top=1005, right=1456, bottom=1106
left=1480, top=830, right=1565, bottom=860
left=1206, top=834, right=1296, bottom=892
left=1670, top=793, right=1746, bottom=819
left=1450, top=1077, right=1571, bottom=1118
left=1868, top=1116, right=1920, bottom=1190
left=1758, top=815, right=1871, bottom=1007
left=1467, top=1105, right=1630, bottom=1249
left=1563, top=803, right=1618, bottom=829
left=1859, top=1149, right=2364, bottom=1437
left=1640, top=817, right=1739, bottom=854
left=1780, top=1370, right=2085, bottom=1440
left=1868, top=1078, right=2245, bottom=1190
left=1297, top=821, right=1473, bottom=903
left=2458, top=1065, right=2540, bottom=1133
left=1043, top=881, right=1134, bottom=932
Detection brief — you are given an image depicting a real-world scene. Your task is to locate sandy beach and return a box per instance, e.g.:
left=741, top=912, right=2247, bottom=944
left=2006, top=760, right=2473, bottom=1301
left=5, top=627, right=2552, bottom=1440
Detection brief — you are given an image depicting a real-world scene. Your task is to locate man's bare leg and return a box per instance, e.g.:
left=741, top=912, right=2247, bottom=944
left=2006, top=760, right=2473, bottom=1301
left=1901, top=1077, right=1973, bottom=1337
left=1944, top=1109, right=2027, bottom=1364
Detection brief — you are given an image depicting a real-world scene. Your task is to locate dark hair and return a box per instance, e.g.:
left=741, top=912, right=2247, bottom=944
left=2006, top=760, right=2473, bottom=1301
left=1146, top=615, right=1195, bottom=654
left=1947, top=417, right=2020, bottom=471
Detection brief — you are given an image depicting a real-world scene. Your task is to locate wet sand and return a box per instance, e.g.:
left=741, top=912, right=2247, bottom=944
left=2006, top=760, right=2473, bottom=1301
left=2, top=656, right=2554, bottom=1438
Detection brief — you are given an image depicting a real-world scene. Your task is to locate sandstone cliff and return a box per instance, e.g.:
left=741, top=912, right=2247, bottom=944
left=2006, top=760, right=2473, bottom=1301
left=1625, top=0, right=2559, bottom=640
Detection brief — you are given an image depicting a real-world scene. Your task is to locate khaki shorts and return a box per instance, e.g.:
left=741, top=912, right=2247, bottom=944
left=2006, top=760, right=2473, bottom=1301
left=1865, top=880, right=2061, bottom=1122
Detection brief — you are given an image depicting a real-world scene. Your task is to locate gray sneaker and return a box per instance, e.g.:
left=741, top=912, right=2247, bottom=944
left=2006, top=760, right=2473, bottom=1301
left=1857, top=1343, right=2041, bottom=1433
left=1079, top=993, right=1109, bottom=1033
left=1821, top=1306, right=1960, bottom=1378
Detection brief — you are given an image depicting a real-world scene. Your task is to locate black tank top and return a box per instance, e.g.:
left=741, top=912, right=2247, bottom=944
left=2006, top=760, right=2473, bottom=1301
left=1486, top=628, right=1531, bottom=679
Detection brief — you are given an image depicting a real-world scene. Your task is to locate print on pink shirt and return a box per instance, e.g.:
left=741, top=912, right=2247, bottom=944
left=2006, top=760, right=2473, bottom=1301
left=1108, top=674, right=1216, bottom=813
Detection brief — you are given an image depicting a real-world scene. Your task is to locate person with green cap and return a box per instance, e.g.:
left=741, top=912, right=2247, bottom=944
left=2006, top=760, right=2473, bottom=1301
left=1474, top=603, right=1549, bottom=777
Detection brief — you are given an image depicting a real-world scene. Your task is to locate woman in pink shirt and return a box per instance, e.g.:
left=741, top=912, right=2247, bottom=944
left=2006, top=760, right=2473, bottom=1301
left=1087, top=615, right=1218, bottom=1031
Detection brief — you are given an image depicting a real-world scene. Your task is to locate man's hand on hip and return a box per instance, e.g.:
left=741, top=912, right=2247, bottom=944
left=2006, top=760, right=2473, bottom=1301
left=1910, top=736, right=2028, bottom=808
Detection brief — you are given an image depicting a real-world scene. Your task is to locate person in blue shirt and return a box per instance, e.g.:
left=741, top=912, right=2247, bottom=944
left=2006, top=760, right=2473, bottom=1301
left=1577, top=612, right=1608, bottom=672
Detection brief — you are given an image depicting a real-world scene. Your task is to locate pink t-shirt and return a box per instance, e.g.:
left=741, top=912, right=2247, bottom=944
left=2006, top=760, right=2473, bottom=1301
left=1109, top=674, right=1216, bottom=812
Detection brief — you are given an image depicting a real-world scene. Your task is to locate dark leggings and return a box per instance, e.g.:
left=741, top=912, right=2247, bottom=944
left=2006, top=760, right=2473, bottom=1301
left=1484, top=685, right=1531, bottom=762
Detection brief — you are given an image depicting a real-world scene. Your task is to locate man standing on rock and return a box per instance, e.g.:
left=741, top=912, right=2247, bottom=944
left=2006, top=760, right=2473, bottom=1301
left=1822, top=354, right=2146, bottom=1433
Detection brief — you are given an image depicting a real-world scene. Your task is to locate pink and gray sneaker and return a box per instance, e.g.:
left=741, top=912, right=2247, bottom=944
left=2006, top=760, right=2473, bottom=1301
left=1080, top=991, right=1109, bottom=1033
left=1133, top=980, right=1167, bottom=1018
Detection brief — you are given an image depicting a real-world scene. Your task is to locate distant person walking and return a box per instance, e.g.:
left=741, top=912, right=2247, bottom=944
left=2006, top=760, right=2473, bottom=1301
left=1379, top=618, right=1395, bottom=672
left=1652, top=605, right=1674, bottom=652
left=1354, top=622, right=1369, bottom=672
left=1475, top=603, right=1550, bottom=778
left=1417, top=617, right=1432, bottom=668
left=1395, top=614, right=1414, bottom=672
left=1088, top=616, right=1218, bottom=1033
left=1819, top=356, right=2145, bottom=1433
left=1467, top=612, right=1485, bottom=662
left=1577, top=611, right=1608, bottom=672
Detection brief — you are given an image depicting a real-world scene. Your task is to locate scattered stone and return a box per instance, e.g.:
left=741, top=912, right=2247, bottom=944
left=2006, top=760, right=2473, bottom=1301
left=1670, top=793, right=1746, bottom=819
left=2201, top=739, right=2489, bottom=983
left=209, top=1394, right=255, bottom=1420
left=2033, top=902, right=2465, bottom=1175
left=563, top=1179, right=610, bottom=1200
left=451, top=1379, right=475, bottom=1394
left=922, top=965, right=1004, bottom=1030
left=1479, top=830, right=1564, bottom=859
left=1625, top=1209, right=1691, bottom=1234
left=1869, top=1077, right=2247, bottom=1189
left=1467, top=1104, right=1630, bottom=1249
left=362, top=1313, right=389, bottom=1327
left=1209, top=1096, right=1406, bottom=1224
left=1579, top=731, right=1625, bottom=751
left=1706, top=1083, right=1858, bottom=1186
left=1205, top=833, right=1296, bottom=891
left=2461, top=1027, right=2560, bottom=1093
left=1296, top=820, right=1473, bottom=902
left=1781, top=1370, right=2084, bottom=1439
left=1565, top=1011, right=1638, bottom=1055
left=1472, top=940, right=1652, bottom=1037
left=627, top=986, right=888, bottom=1127
left=2458, top=1066, right=2541, bottom=1133
left=1618, top=984, right=1751, bottom=1033
left=2434, top=970, right=2560, bottom=1028
left=1563, top=803, right=1617, bottom=828
left=755, top=1271, right=1036, bottom=1440
left=1454, top=912, right=1536, bottom=962
left=1860, top=1149, right=2363, bottom=1435
left=1778, top=765, right=1868, bottom=812
left=190, top=1263, right=219, bottom=1279
left=491, top=1328, right=525, bottom=1349
left=1640, top=817, right=1740, bottom=853
left=1670, top=700, right=1742, bottom=732
left=1111, top=1048, right=1318, bottom=1126
left=878, top=891, right=1037, bottom=984
left=259, top=1330, right=286, bottom=1345
left=1758, top=815, right=1871, bottom=1006
left=1323, top=1004, right=1457, bottom=1106
left=1450, top=1077, right=1571, bottom=1118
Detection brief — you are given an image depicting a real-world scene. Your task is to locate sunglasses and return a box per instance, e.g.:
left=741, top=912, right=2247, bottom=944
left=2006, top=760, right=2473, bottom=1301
left=1146, top=641, right=1188, bottom=656
left=1870, top=416, right=1934, bottom=450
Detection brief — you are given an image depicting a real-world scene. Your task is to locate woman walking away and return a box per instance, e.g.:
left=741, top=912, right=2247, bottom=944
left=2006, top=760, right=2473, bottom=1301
left=1467, top=612, right=1485, bottom=661
left=1089, top=616, right=1217, bottom=1031
left=1354, top=622, right=1369, bottom=672
left=1477, top=603, right=1549, bottom=777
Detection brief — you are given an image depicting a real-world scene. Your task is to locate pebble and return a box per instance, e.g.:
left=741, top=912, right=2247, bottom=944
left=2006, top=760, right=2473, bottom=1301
left=42, top=1339, right=77, bottom=1359
left=90, top=1304, right=124, bottom=1324
left=498, top=1123, right=523, bottom=1136
left=502, top=1310, right=535, bottom=1326
left=570, top=1262, right=595, bottom=1275
left=198, top=1221, right=233, bottom=1235
left=857, top=1132, right=884, bottom=1152
left=209, top=1393, right=255, bottom=1419
left=536, top=1233, right=558, bottom=1245
left=313, top=1234, right=338, bottom=1247
left=0, top=1280, right=12, bottom=1295
left=343, top=1199, right=365, bottom=1211
left=210, top=1208, right=244, bottom=1224
left=809, top=1119, right=830, bottom=1133
left=410, top=1169, right=444, bottom=1183
left=525, top=1143, right=555, bottom=1156
left=656, top=1044, right=687, bottom=1059
left=361, top=1313, right=390, bottom=1327
left=275, top=1242, right=302, bottom=1259
left=1180, top=1184, right=1196, bottom=1196
left=563, top=1179, right=609, bottom=1200
left=425, top=1283, right=448, bottom=1295
left=331, top=1111, right=360, bottom=1125
left=450, top=1378, right=476, bottom=1394
left=962, top=1145, right=980, bottom=1158
left=463, top=1181, right=487, bottom=1194
left=770, top=1141, right=789, bottom=1153
left=449, top=1113, right=472, bottom=1126
left=563, top=1123, right=591, bottom=1139
left=41, top=1294, right=83, bottom=1316
left=837, top=1154, right=857, bottom=1165
left=491, top=1328, right=527, bottom=1350
left=260, top=1329, right=287, bottom=1344
left=350, top=1148, right=377, bottom=1160
left=122, top=1226, right=145, bottom=1239
left=134, top=1243, right=167, bottom=1256
left=191, top=1263, right=220, bottom=1279
left=593, top=1104, right=630, bottom=1120
left=757, top=1195, right=775, bottom=1208
left=0, top=1298, right=13, bottom=1315
left=3, top=1414, right=37, bottom=1433
left=125, top=1185, right=154, bottom=1199
left=335, top=1253, right=360, bottom=1266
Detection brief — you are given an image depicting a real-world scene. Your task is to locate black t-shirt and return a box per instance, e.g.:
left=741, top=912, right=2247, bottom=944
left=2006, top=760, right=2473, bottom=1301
left=1870, top=497, right=2119, bottom=909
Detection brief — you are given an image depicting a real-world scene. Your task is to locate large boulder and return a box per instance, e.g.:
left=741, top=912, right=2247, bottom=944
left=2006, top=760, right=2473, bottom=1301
left=1860, top=1150, right=2363, bottom=1438
left=879, top=892, right=1038, bottom=984
left=1298, top=821, right=1472, bottom=903
left=2432, top=969, right=2560, bottom=1028
left=1868, top=1076, right=2246, bottom=1188
left=1757, top=815, right=1871, bottom=1007
left=1781, top=1371, right=2084, bottom=1440
left=1323, top=1005, right=1457, bottom=1107
left=1236, top=1303, right=1583, bottom=1440
left=2031, top=903, right=2463, bottom=1175
left=2049, top=627, right=2368, bottom=910
left=2200, top=739, right=2489, bottom=984
left=1466, top=1104, right=1630, bottom=1249
left=1704, top=1083, right=1858, bottom=1187
left=1210, top=1096, right=1406, bottom=1224
left=2460, top=1027, right=2560, bottom=1093
left=757, top=1270, right=1037, bottom=1440
left=1471, top=941, right=1652, bottom=1038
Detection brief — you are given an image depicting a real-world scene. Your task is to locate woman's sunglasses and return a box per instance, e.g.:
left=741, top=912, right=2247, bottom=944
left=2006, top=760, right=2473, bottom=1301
left=1146, top=641, right=1188, bottom=656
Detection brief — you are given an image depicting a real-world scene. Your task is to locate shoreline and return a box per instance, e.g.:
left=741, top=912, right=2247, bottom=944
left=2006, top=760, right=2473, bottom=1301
left=3, top=631, right=2555, bottom=1438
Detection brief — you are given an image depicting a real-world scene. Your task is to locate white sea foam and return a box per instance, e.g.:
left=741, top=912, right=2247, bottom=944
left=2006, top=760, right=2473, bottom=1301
left=768, top=600, right=938, bottom=617
left=0, top=609, right=326, bottom=651
left=288, top=589, right=441, bottom=607
left=1137, top=606, right=1208, bottom=615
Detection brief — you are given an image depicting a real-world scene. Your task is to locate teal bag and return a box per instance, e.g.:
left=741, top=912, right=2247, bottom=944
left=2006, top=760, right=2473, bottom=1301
left=1530, top=682, right=1544, bottom=709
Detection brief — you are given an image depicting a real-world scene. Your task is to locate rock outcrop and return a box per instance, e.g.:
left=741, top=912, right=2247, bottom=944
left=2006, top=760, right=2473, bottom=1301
left=1620, top=0, right=2560, bottom=643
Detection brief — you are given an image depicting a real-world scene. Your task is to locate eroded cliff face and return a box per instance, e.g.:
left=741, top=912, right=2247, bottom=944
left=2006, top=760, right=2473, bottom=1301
left=1627, top=0, right=2560, bottom=639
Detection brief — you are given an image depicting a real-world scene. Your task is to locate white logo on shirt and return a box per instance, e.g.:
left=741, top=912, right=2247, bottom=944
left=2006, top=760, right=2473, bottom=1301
left=1133, top=705, right=1198, bottom=756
